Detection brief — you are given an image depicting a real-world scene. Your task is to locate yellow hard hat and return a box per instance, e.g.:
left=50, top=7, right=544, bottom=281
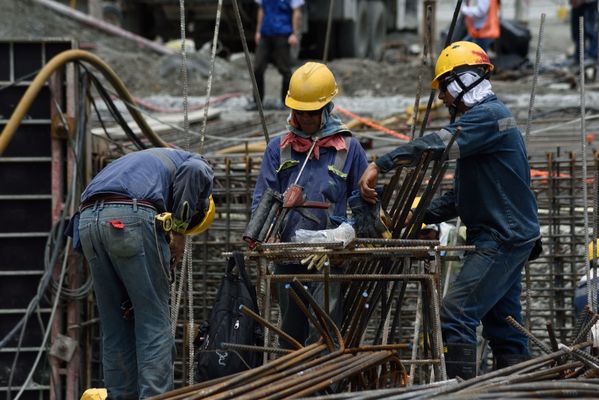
left=185, top=195, right=215, bottom=236
left=589, top=239, right=599, bottom=262
left=411, top=196, right=427, bottom=230
left=285, top=62, right=338, bottom=111
left=432, top=41, right=494, bottom=89
left=80, top=389, right=107, bottom=400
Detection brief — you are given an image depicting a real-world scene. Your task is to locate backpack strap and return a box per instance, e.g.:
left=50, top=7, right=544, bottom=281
left=230, top=251, right=259, bottom=310
left=327, top=135, right=351, bottom=179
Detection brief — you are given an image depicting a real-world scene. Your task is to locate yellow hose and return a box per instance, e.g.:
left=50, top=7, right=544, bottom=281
left=0, top=49, right=169, bottom=155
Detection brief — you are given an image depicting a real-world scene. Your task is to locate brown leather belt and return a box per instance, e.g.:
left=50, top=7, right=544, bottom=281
left=79, top=195, right=157, bottom=212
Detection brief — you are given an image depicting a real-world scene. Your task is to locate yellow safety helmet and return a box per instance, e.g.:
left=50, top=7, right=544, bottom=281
left=185, top=195, right=216, bottom=236
left=432, top=41, right=494, bottom=89
left=285, top=62, right=338, bottom=111
left=80, top=388, right=107, bottom=400
left=411, top=196, right=427, bottom=230
left=589, top=239, right=599, bottom=262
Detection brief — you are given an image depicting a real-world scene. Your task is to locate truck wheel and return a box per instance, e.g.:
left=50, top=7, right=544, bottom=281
left=337, top=0, right=369, bottom=58
left=368, top=1, right=386, bottom=60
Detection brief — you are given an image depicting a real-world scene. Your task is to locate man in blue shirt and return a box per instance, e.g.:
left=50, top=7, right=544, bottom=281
left=252, top=0, right=304, bottom=108
left=77, top=148, right=214, bottom=399
left=359, top=41, right=541, bottom=379
left=252, top=62, right=368, bottom=348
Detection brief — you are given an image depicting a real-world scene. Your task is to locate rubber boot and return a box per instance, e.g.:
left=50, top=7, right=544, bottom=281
left=444, top=343, right=477, bottom=380
left=494, top=353, right=530, bottom=370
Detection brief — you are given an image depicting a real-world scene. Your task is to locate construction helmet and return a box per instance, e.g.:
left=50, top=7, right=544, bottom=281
left=285, top=62, right=338, bottom=111
left=589, top=239, right=599, bottom=262
left=432, top=41, right=494, bottom=89
left=80, top=389, right=107, bottom=400
left=185, top=195, right=215, bottom=236
left=411, top=196, right=427, bottom=230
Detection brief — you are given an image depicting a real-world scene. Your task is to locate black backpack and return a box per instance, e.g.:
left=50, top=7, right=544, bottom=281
left=195, top=251, right=263, bottom=382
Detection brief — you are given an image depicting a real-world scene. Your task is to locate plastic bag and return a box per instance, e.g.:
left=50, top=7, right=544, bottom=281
left=292, top=222, right=355, bottom=246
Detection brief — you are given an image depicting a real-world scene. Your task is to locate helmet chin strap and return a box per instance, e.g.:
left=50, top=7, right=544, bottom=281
left=444, top=69, right=490, bottom=123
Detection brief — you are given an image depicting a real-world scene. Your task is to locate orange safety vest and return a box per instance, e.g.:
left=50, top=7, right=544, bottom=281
left=465, top=0, right=500, bottom=39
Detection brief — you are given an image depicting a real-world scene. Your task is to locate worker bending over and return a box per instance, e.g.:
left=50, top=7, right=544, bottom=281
left=251, top=62, right=368, bottom=347
left=75, top=148, right=215, bottom=399
left=359, top=41, right=541, bottom=379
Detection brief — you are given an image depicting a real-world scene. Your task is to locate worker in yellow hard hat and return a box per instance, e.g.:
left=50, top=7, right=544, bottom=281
left=359, top=41, right=541, bottom=380
left=69, top=148, right=215, bottom=398
left=250, top=61, right=368, bottom=348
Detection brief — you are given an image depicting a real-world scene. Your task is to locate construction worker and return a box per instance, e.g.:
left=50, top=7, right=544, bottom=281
left=251, top=62, right=368, bottom=348
left=74, top=148, right=215, bottom=399
left=461, top=0, right=500, bottom=52
left=359, top=41, right=541, bottom=379
left=250, top=0, right=304, bottom=109
left=575, top=240, right=599, bottom=318
left=570, top=0, right=598, bottom=65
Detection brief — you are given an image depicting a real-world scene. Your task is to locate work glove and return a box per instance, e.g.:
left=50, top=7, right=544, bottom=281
left=348, top=189, right=392, bottom=239
left=301, top=253, right=329, bottom=271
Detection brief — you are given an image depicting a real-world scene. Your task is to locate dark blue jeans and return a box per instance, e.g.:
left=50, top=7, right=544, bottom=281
left=79, top=203, right=174, bottom=399
left=571, top=1, right=599, bottom=61
left=275, top=263, right=343, bottom=349
left=441, top=239, right=535, bottom=356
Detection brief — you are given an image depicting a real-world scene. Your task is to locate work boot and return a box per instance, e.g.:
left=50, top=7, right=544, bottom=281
left=493, top=353, right=530, bottom=370
left=444, top=343, right=477, bottom=380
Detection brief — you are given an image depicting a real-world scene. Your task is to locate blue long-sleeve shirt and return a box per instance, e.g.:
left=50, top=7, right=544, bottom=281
left=81, top=148, right=214, bottom=229
left=252, top=134, right=367, bottom=242
left=375, top=95, right=540, bottom=245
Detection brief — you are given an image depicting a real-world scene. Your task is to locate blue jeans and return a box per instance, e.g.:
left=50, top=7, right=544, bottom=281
left=464, top=35, right=493, bottom=53
left=441, top=239, right=535, bottom=356
left=275, top=263, right=343, bottom=349
left=79, top=203, right=174, bottom=399
left=571, top=2, right=599, bottom=61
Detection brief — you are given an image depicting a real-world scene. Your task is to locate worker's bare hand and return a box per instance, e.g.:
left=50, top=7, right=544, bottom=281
left=404, top=210, right=414, bottom=227
left=288, top=33, right=299, bottom=47
left=359, top=162, right=380, bottom=204
left=255, top=32, right=261, bottom=44
left=169, top=232, right=186, bottom=267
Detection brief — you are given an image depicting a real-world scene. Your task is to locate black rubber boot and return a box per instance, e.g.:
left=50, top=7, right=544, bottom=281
left=444, top=343, right=477, bottom=380
left=494, top=353, right=530, bottom=370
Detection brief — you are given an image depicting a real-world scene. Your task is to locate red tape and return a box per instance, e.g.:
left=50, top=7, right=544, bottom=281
left=335, top=105, right=411, bottom=141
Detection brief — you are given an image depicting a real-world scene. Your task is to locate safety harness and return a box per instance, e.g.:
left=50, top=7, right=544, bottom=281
left=278, top=134, right=351, bottom=224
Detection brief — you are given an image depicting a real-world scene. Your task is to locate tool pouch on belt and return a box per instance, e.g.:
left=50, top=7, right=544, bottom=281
left=65, top=212, right=82, bottom=253
left=348, top=189, right=391, bottom=239
left=528, top=238, right=543, bottom=261
left=244, top=187, right=283, bottom=248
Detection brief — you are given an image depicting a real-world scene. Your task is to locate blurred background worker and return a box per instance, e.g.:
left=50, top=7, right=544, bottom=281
left=251, top=0, right=304, bottom=109
left=461, top=0, right=500, bottom=52
left=359, top=41, right=541, bottom=380
left=574, top=239, right=599, bottom=322
left=74, top=148, right=215, bottom=399
left=570, top=0, right=598, bottom=64
left=251, top=62, right=367, bottom=348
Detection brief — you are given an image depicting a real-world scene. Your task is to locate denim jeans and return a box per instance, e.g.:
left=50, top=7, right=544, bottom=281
left=274, top=263, right=343, bottom=349
left=441, top=239, right=535, bottom=356
left=79, top=203, right=174, bottom=399
left=464, top=35, right=493, bottom=53
left=253, top=35, right=292, bottom=104
left=571, top=2, right=599, bottom=61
